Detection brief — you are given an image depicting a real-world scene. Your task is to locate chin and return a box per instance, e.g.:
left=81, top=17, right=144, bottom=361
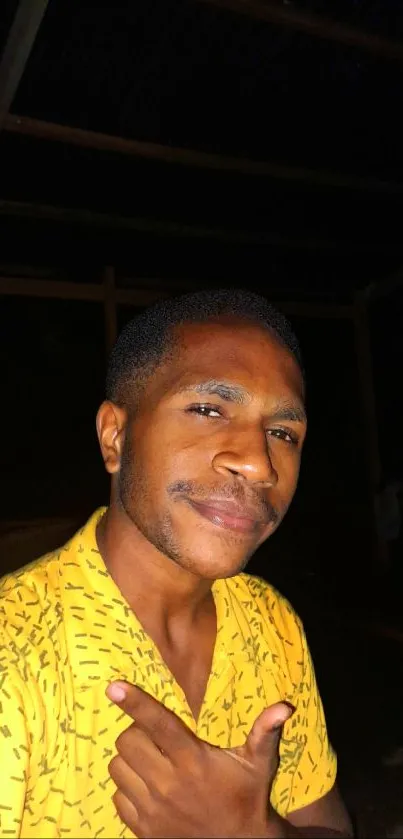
left=175, top=519, right=270, bottom=579
left=188, top=563, right=248, bottom=581
left=181, top=545, right=255, bottom=580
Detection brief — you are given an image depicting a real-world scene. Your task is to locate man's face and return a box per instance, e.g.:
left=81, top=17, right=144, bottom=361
left=114, top=318, right=306, bottom=580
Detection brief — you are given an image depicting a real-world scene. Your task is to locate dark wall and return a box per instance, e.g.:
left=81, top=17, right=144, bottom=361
left=1, top=295, right=107, bottom=520
left=370, top=287, right=403, bottom=483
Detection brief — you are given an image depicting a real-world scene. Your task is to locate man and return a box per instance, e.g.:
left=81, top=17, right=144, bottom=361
left=0, top=289, right=352, bottom=838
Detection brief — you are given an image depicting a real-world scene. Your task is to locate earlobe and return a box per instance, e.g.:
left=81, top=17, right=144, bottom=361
left=96, top=401, right=127, bottom=475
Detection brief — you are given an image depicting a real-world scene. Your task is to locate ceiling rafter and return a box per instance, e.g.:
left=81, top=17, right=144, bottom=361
left=4, top=114, right=403, bottom=195
left=0, top=0, right=49, bottom=131
left=0, top=197, right=386, bottom=251
left=0, top=273, right=353, bottom=319
left=197, top=0, right=403, bottom=62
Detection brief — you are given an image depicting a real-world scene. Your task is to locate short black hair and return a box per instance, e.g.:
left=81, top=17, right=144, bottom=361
left=106, top=288, right=303, bottom=406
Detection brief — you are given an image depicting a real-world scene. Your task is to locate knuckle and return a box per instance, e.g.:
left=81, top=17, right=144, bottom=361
left=187, top=739, right=206, bottom=775
left=149, top=765, right=175, bottom=804
left=115, top=722, right=134, bottom=755
left=108, top=754, right=120, bottom=781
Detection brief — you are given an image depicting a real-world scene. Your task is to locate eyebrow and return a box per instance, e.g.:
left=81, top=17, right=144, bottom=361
left=179, top=379, right=250, bottom=404
left=269, top=401, right=307, bottom=424
left=178, top=380, right=307, bottom=422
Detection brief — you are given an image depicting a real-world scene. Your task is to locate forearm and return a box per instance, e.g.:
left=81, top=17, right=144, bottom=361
left=264, top=811, right=353, bottom=839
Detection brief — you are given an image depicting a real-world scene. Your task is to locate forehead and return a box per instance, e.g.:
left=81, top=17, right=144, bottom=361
left=154, top=318, right=304, bottom=403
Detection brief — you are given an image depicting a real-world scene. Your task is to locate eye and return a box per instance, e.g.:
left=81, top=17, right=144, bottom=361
left=186, top=404, right=223, bottom=419
left=267, top=427, right=298, bottom=445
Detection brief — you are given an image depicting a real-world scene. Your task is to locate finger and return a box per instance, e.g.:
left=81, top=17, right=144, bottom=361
left=109, top=753, right=149, bottom=805
left=106, top=681, right=193, bottom=758
left=242, top=702, right=294, bottom=771
left=116, top=723, right=168, bottom=774
left=113, top=788, right=139, bottom=835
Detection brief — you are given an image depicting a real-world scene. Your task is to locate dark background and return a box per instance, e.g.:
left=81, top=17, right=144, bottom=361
left=1, top=1, right=403, bottom=834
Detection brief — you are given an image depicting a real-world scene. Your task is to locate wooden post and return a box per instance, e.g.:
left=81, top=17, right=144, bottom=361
left=103, top=266, right=117, bottom=358
left=353, top=291, right=387, bottom=572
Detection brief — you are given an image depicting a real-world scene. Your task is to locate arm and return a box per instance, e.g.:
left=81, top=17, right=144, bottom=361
left=0, top=640, right=29, bottom=837
left=268, top=620, right=353, bottom=838
left=269, top=785, right=354, bottom=837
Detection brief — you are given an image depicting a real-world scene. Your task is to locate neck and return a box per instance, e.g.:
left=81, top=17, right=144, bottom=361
left=96, top=504, right=214, bottom=634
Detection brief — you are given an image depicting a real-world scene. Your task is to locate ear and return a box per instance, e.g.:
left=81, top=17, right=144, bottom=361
left=96, top=401, right=127, bottom=475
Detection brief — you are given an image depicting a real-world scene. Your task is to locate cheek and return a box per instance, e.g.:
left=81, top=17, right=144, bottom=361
left=141, top=420, right=211, bottom=475
left=273, top=450, right=301, bottom=497
left=131, top=430, right=201, bottom=498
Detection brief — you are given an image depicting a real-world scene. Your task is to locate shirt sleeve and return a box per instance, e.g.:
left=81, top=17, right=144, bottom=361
left=0, top=636, right=29, bottom=838
left=271, top=621, right=337, bottom=817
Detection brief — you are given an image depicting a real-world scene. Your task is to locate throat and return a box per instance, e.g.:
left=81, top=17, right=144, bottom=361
left=96, top=510, right=219, bottom=720
left=138, top=596, right=218, bottom=722
left=159, top=642, right=215, bottom=721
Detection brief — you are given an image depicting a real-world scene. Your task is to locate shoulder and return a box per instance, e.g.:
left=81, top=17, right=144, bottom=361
left=0, top=508, right=104, bottom=621
left=0, top=509, right=105, bottom=676
left=0, top=548, right=62, bottom=619
left=0, top=545, right=67, bottom=681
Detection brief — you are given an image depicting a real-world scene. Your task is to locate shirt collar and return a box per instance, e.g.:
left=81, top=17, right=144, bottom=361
left=59, top=509, right=270, bottom=707
left=60, top=507, right=158, bottom=690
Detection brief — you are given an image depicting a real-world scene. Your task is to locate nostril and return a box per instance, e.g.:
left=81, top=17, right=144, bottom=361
left=229, top=469, right=246, bottom=481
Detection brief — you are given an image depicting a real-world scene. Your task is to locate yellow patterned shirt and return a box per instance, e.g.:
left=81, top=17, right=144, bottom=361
left=0, top=509, right=336, bottom=838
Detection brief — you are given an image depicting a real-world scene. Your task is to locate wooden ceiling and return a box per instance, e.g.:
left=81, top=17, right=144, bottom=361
left=1, top=0, right=403, bottom=299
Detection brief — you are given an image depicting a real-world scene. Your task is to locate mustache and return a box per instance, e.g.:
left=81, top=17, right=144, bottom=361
left=167, top=480, right=279, bottom=525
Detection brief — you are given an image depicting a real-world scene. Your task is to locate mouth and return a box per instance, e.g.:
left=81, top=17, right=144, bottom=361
left=186, top=498, right=267, bottom=534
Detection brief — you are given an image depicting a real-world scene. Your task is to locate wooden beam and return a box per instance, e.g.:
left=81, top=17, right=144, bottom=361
left=0, top=198, right=391, bottom=251
left=0, top=274, right=169, bottom=306
left=103, top=265, right=117, bottom=355
left=0, top=271, right=354, bottom=319
left=0, top=0, right=49, bottom=130
left=198, top=0, right=403, bottom=63
left=118, top=287, right=353, bottom=318
left=364, top=268, right=403, bottom=302
left=0, top=197, right=313, bottom=247
left=4, top=114, right=403, bottom=195
left=0, top=275, right=104, bottom=301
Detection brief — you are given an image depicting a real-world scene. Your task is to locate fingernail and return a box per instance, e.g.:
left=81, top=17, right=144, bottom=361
left=273, top=707, right=294, bottom=730
left=106, top=681, right=127, bottom=702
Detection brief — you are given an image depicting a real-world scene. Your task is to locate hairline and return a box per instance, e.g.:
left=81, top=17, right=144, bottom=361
left=112, top=314, right=303, bottom=410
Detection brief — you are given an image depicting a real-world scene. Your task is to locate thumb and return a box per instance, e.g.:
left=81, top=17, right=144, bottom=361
left=243, top=702, right=293, bottom=769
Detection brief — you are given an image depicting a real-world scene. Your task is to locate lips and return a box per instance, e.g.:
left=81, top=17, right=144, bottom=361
left=187, top=498, right=266, bottom=534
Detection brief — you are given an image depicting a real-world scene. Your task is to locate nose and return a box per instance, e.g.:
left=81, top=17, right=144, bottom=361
left=212, top=428, right=278, bottom=487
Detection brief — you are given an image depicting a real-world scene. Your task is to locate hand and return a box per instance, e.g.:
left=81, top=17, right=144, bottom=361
left=106, top=681, right=293, bottom=839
